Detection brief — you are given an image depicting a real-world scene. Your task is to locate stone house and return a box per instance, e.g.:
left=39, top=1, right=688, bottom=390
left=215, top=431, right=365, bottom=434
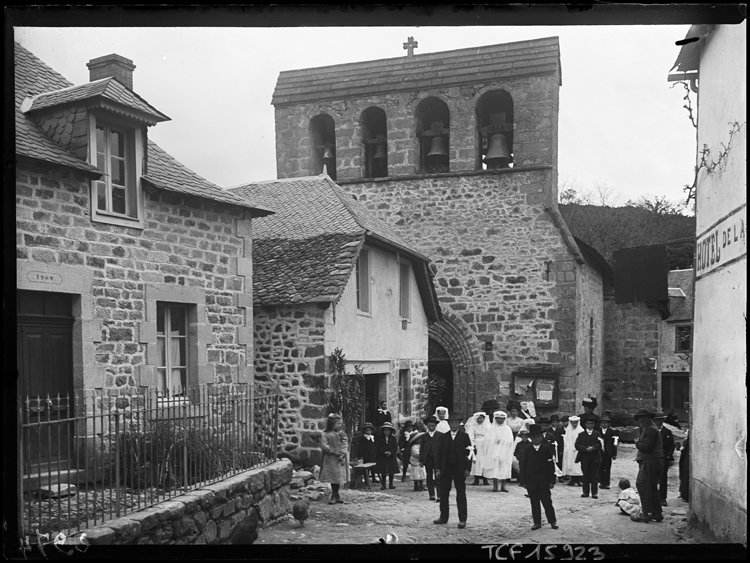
left=659, top=269, right=693, bottom=422
left=270, top=37, right=608, bottom=420
left=669, top=22, right=747, bottom=543
left=14, top=42, right=271, bottom=474
left=229, top=175, right=441, bottom=465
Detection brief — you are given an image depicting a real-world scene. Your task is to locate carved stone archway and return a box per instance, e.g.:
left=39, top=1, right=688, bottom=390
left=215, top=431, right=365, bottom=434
left=428, top=312, right=480, bottom=418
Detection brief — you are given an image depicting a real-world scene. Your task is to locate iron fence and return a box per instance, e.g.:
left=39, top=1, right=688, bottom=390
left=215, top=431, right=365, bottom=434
left=18, top=384, right=279, bottom=539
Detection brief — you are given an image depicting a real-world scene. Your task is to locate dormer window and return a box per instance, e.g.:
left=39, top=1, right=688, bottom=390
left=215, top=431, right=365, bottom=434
left=89, top=113, right=145, bottom=227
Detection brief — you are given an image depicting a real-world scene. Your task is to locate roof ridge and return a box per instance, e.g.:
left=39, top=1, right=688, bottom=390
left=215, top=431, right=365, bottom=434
left=25, top=77, right=110, bottom=105
left=227, top=174, right=325, bottom=190
left=147, top=139, right=224, bottom=191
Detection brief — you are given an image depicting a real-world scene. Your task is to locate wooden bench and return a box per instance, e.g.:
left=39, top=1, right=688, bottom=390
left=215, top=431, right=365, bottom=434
left=349, top=462, right=377, bottom=491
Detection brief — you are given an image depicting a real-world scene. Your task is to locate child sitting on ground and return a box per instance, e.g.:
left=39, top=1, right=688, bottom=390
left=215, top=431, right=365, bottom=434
left=615, top=478, right=642, bottom=521
left=408, top=431, right=426, bottom=491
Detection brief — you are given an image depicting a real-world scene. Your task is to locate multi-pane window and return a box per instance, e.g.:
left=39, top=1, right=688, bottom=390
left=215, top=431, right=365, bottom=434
left=157, top=303, right=188, bottom=398
left=399, top=262, right=411, bottom=319
left=675, top=325, right=692, bottom=352
left=399, top=369, right=411, bottom=417
left=94, top=122, right=136, bottom=218
left=356, top=249, right=370, bottom=313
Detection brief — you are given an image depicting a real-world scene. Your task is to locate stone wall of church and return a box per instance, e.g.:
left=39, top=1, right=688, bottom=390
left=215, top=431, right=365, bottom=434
left=572, top=260, right=605, bottom=412
left=336, top=169, right=580, bottom=417
left=274, top=74, right=558, bottom=181
left=16, top=161, right=254, bottom=394
left=601, top=295, right=661, bottom=416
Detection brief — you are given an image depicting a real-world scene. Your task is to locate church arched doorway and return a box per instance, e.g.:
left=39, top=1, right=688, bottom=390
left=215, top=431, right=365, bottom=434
left=428, top=338, right=454, bottom=412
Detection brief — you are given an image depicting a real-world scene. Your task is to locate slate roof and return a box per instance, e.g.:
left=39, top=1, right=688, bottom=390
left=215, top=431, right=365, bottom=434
left=229, top=176, right=441, bottom=320
left=24, top=77, right=170, bottom=124
left=667, top=269, right=694, bottom=321
left=14, top=41, right=271, bottom=215
left=273, top=36, right=561, bottom=106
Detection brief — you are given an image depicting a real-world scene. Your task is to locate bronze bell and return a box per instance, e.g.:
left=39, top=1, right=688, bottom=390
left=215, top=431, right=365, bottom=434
left=373, top=142, right=387, bottom=160
left=426, top=136, right=448, bottom=157
left=483, top=133, right=511, bottom=168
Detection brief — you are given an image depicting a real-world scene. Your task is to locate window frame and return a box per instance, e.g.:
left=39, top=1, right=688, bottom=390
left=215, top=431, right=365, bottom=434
left=356, top=248, right=371, bottom=315
left=156, top=302, right=189, bottom=400
left=675, top=324, right=693, bottom=353
left=399, top=260, right=411, bottom=321
left=398, top=368, right=411, bottom=417
left=89, top=112, right=144, bottom=228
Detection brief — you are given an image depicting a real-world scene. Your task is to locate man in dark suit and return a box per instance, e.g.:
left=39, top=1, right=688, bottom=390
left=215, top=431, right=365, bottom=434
left=521, top=424, right=559, bottom=530
left=654, top=412, right=676, bottom=506
left=419, top=415, right=441, bottom=501
left=598, top=415, right=618, bottom=489
left=433, top=412, right=472, bottom=529
left=574, top=418, right=603, bottom=498
left=633, top=408, right=664, bottom=523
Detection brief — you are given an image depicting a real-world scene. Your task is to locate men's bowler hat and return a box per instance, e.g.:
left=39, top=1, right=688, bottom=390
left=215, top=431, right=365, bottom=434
left=653, top=412, right=666, bottom=419
left=528, top=424, right=544, bottom=436
left=447, top=412, right=464, bottom=421
left=549, top=414, right=560, bottom=422
left=633, top=408, right=654, bottom=419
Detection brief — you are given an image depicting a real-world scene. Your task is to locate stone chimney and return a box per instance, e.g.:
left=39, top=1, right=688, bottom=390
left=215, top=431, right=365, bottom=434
left=87, top=54, right=136, bottom=90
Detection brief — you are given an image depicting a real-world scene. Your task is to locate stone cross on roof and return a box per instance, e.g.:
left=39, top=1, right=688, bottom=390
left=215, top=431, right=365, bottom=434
left=403, top=36, right=418, bottom=57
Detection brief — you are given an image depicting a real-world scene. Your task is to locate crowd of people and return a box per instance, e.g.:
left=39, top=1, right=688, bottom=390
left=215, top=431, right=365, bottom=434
left=317, top=398, right=687, bottom=530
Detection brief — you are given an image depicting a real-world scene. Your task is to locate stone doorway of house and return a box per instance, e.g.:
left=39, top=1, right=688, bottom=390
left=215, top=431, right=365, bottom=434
left=661, top=372, right=690, bottom=423
left=16, top=290, right=75, bottom=477
left=428, top=339, right=454, bottom=412
left=362, top=372, right=387, bottom=426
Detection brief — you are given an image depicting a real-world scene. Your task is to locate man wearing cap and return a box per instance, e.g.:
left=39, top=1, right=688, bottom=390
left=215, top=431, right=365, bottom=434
left=433, top=412, right=472, bottom=529
left=633, top=408, right=664, bottom=523
left=653, top=412, right=675, bottom=506
left=521, top=424, right=559, bottom=530
left=598, top=416, right=618, bottom=490
left=419, top=415, right=442, bottom=501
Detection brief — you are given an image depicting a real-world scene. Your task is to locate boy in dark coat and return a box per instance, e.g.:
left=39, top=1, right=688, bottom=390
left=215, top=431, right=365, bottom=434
left=654, top=412, right=676, bottom=506
left=398, top=419, right=415, bottom=482
left=633, top=409, right=664, bottom=523
left=575, top=418, right=603, bottom=498
left=514, top=428, right=533, bottom=491
left=433, top=412, right=472, bottom=529
left=521, top=424, right=559, bottom=530
left=375, top=422, right=399, bottom=490
left=598, top=415, right=618, bottom=489
left=374, top=400, right=392, bottom=429
left=359, top=422, right=379, bottom=484
left=419, top=415, right=442, bottom=501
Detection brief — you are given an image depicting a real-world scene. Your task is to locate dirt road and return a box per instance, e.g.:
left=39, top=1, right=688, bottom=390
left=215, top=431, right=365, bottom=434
left=257, top=444, right=698, bottom=546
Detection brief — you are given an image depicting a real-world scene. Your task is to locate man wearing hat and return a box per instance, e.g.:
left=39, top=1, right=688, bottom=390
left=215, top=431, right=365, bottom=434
left=419, top=415, right=442, bottom=501
left=598, top=415, right=618, bottom=490
left=633, top=408, right=664, bottom=523
left=521, top=424, right=559, bottom=530
left=433, top=412, right=472, bottom=529
left=653, top=412, right=676, bottom=506
left=579, top=396, right=600, bottom=429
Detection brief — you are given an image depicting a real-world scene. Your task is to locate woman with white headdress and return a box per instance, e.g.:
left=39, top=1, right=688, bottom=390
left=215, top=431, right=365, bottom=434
left=487, top=411, right=514, bottom=493
left=433, top=406, right=450, bottom=433
left=465, top=411, right=491, bottom=486
left=562, top=415, right=584, bottom=486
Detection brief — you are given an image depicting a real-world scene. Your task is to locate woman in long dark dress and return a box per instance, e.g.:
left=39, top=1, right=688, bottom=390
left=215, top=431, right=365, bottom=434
left=678, top=432, right=690, bottom=501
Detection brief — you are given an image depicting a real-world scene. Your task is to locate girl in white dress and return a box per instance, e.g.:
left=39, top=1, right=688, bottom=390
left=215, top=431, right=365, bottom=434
left=487, top=411, right=514, bottom=493
left=562, top=415, right=584, bottom=486
left=465, top=412, right=491, bottom=485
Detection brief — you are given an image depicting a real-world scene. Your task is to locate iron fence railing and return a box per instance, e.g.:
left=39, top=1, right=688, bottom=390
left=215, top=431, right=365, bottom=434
left=18, top=384, right=280, bottom=539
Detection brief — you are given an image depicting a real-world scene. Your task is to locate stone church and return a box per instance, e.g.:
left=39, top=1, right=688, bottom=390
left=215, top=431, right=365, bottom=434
left=270, top=37, right=609, bottom=419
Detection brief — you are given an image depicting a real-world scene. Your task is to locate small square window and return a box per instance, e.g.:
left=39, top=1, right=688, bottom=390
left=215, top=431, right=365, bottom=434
left=675, top=325, right=692, bottom=352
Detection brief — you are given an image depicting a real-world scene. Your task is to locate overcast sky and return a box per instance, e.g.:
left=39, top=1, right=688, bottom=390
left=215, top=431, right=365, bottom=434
left=14, top=24, right=698, bottom=210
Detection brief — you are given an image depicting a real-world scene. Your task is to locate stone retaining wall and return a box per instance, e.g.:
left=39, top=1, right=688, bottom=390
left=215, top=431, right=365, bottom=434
left=80, top=459, right=292, bottom=545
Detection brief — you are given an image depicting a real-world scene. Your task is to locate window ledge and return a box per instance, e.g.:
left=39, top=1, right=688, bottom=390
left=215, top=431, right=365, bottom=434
left=356, top=310, right=372, bottom=318
left=92, top=211, right=144, bottom=229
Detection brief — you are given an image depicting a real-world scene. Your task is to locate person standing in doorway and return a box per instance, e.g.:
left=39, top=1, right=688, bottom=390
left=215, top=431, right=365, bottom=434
left=633, top=409, right=664, bottom=523
left=522, top=424, right=559, bottom=530
left=598, top=416, right=618, bottom=490
left=419, top=415, right=442, bottom=502
left=375, top=400, right=392, bottom=430
left=433, top=412, right=472, bottom=529
left=653, top=412, right=675, bottom=506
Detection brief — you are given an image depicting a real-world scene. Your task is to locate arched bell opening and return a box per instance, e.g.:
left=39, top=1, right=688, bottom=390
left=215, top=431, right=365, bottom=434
left=476, top=90, right=514, bottom=170
left=416, top=97, right=450, bottom=174
left=361, top=106, right=388, bottom=179
left=310, top=113, right=337, bottom=180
